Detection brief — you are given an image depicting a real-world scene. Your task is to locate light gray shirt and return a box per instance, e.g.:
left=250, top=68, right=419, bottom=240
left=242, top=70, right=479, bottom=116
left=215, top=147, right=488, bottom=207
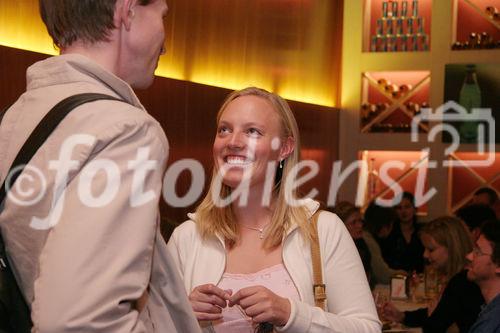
left=0, top=54, right=200, bottom=333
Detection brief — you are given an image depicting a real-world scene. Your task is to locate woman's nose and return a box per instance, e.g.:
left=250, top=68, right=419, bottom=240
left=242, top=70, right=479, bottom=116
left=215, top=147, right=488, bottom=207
left=227, top=132, right=245, bottom=149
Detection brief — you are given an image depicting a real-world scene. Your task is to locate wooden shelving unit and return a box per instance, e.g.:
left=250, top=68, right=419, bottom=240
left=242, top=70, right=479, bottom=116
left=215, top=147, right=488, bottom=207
left=452, top=0, right=500, bottom=49
left=340, top=0, right=500, bottom=219
left=363, top=0, right=432, bottom=52
left=360, top=71, right=430, bottom=133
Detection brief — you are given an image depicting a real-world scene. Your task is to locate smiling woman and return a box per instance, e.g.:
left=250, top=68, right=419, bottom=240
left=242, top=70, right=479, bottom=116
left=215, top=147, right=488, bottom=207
left=167, top=86, right=381, bottom=333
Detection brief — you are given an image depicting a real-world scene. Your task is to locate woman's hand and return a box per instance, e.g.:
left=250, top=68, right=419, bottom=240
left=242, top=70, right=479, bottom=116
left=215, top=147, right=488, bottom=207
left=189, top=284, right=232, bottom=321
left=228, top=286, right=291, bottom=327
left=381, top=302, right=405, bottom=323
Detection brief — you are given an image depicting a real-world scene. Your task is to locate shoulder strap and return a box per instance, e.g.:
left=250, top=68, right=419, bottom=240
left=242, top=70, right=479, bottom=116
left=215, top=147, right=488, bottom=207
left=0, top=92, right=126, bottom=332
left=310, top=210, right=327, bottom=310
left=0, top=93, right=125, bottom=205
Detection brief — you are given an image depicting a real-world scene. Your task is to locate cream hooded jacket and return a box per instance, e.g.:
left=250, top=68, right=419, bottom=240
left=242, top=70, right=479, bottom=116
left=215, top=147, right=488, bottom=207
left=0, top=54, right=200, bottom=333
left=167, top=200, right=381, bottom=333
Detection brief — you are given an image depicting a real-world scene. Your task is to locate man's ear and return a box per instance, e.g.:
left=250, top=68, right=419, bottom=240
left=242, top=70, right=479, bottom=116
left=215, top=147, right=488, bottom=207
left=116, top=0, right=136, bottom=31
left=279, top=136, right=295, bottom=161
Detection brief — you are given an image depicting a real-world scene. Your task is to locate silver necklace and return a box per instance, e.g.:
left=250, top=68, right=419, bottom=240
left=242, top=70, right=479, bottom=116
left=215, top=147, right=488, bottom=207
left=239, top=223, right=270, bottom=239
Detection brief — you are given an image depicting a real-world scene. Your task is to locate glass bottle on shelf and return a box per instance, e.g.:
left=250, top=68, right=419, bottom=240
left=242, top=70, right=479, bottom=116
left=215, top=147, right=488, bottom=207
left=458, top=65, right=481, bottom=143
left=412, top=0, right=419, bottom=17
left=401, top=35, right=408, bottom=51
left=401, top=1, right=408, bottom=17
left=382, top=1, right=389, bottom=18
left=396, top=18, right=404, bottom=35
left=391, top=1, right=398, bottom=18
left=407, top=18, right=414, bottom=34
left=368, top=158, right=378, bottom=197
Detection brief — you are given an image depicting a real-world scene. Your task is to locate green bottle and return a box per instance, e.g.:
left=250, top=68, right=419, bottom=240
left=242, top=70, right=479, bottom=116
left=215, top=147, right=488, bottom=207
left=458, top=65, right=481, bottom=143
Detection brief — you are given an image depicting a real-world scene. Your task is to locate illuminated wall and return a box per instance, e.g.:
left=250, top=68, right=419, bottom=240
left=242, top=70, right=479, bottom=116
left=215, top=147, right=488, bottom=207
left=0, top=0, right=343, bottom=107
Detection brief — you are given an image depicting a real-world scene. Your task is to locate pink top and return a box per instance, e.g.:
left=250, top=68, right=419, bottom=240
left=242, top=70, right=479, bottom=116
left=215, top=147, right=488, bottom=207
left=213, top=263, right=300, bottom=333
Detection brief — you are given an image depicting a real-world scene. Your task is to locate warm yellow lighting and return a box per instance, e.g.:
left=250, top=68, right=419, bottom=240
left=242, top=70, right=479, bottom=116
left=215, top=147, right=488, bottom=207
left=1, top=0, right=340, bottom=108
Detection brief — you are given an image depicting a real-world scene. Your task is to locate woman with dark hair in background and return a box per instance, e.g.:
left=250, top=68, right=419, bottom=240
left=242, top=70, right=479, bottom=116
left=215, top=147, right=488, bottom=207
left=383, top=192, right=425, bottom=273
left=363, top=201, right=406, bottom=285
left=332, top=201, right=373, bottom=288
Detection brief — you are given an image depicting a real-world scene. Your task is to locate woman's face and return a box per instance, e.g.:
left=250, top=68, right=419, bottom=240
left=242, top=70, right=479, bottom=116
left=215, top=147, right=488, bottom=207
left=345, top=211, right=363, bottom=239
left=421, top=233, right=449, bottom=272
left=213, top=95, right=290, bottom=190
left=396, top=198, right=416, bottom=224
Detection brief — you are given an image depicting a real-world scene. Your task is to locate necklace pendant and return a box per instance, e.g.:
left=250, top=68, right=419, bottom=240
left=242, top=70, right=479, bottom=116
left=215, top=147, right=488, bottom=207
left=259, top=229, right=264, bottom=239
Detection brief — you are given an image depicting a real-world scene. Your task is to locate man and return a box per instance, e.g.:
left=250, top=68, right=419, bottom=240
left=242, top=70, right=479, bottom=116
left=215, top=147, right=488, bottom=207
left=0, top=0, right=200, bottom=332
left=467, top=219, right=500, bottom=333
left=472, top=187, right=499, bottom=208
left=472, top=187, right=500, bottom=219
left=456, top=204, right=496, bottom=242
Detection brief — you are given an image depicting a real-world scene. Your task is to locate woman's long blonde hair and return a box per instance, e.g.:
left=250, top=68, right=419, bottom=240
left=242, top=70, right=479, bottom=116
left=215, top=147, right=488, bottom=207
left=420, top=216, right=473, bottom=280
left=195, top=87, right=313, bottom=249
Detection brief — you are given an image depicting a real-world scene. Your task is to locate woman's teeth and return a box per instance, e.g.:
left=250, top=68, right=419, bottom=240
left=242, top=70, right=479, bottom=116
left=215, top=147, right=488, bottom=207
left=225, top=156, right=252, bottom=165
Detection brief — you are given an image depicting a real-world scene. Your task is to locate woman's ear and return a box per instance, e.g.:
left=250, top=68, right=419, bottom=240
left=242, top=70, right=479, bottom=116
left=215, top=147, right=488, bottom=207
left=279, top=136, right=295, bottom=161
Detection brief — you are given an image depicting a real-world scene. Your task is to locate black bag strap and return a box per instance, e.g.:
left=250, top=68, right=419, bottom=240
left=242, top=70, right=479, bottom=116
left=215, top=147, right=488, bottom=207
left=0, top=93, right=126, bottom=205
left=0, top=93, right=127, bottom=333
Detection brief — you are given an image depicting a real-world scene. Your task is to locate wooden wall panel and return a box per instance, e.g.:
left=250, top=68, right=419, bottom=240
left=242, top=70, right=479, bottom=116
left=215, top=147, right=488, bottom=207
left=0, top=46, right=339, bottom=233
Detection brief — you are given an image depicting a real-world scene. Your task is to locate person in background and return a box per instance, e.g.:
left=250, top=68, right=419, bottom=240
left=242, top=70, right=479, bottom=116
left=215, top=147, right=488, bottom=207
left=0, top=0, right=200, bottom=332
left=167, top=87, right=380, bottom=333
left=362, top=201, right=406, bottom=285
left=467, top=219, right=500, bottom=333
left=456, top=204, right=496, bottom=242
left=384, top=192, right=425, bottom=273
left=472, top=187, right=498, bottom=207
left=332, top=201, right=373, bottom=288
left=382, top=216, right=483, bottom=333
left=472, top=187, right=500, bottom=219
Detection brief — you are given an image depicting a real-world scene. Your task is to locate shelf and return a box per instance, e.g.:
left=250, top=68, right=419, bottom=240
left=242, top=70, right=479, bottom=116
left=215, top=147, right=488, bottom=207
left=360, top=52, right=432, bottom=70
left=449, top=48, right=500, bottom=62
left=452, top=0, right=500, bottom=50
left=443, top=63, right=499, bottom=145
left=360, top=70, right=430, bottom=133
left=364, top=0, right=432, bottom=52
left=359, top=133, right=434, bottom=150
left=448, top=152, right=500, bottom=212
left=358, top=150, right=430, bottom=211
left=340, top=0, right=499, bottom=218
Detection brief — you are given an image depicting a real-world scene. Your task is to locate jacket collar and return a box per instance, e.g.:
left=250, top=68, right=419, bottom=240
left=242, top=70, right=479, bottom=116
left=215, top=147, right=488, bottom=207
left=283, top=198, right=320, bottom=237
left=26, top=54, right=144, bottom=109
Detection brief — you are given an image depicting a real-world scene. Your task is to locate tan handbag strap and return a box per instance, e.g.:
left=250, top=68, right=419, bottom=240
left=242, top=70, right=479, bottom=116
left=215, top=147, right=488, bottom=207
left=310, top=210, right=327, bottom=310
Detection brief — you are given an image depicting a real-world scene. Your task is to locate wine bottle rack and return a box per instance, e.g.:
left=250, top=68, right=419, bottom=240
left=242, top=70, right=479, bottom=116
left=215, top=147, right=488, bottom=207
left=360, top=71, right=430, bottom=133
left=359, top=150, right=430, bottom=213
left=452, top=0, right=500, bottom=50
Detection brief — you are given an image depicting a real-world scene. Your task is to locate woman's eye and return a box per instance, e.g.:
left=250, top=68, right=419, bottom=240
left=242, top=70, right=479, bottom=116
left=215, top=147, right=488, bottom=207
left=218, top=126, right=230, bottom=134
left=247, top=128, right=262, bottom=136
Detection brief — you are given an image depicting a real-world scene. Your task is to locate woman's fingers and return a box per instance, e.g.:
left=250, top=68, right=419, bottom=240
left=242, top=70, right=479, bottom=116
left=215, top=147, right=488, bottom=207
left=191, top=291, right=228, bottom=308
left=228, top=286, right=260, bottom=306
left=191, top=300, right=223, bottom=314
left=190, top=284, right=231, bottom=308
